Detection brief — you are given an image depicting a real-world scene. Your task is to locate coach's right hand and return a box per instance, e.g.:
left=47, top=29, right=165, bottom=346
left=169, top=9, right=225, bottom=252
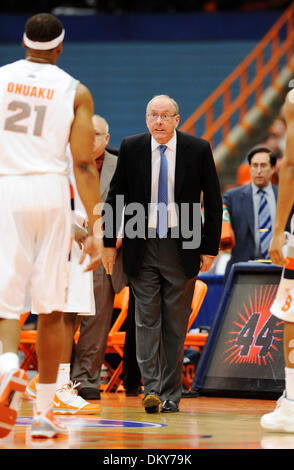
left=102, top=246, right=117, bottom=276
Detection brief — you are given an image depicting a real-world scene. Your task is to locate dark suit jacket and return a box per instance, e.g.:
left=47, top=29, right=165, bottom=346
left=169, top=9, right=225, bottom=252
left=104, top=130, right=223, bottom=279
left=223, top=183, right=294, bottom=278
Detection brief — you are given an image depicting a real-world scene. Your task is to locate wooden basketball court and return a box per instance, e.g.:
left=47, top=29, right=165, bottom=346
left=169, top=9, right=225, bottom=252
left=0, top=391, right=289, bottom=453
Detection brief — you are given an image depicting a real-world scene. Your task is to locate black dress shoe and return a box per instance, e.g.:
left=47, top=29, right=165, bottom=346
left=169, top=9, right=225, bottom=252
left=161, top=400, right=179, bottom=413
left=142, top=392, right=161, bottom=413
left=78, top=387, right=101, bottom=400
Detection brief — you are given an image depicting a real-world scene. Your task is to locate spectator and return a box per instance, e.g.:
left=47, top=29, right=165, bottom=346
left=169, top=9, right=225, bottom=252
left=223, top=146, right=293, bottom=281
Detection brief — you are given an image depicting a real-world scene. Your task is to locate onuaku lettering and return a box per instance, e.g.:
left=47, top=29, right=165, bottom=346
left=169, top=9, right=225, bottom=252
left=7, top=82, right=54, bottom=100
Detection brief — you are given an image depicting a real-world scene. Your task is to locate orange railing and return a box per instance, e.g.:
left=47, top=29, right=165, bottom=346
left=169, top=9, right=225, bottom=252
left=180, top=3, right=294, bottom=150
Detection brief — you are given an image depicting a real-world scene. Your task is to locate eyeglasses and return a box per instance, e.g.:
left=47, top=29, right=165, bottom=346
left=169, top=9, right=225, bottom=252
left=147, top=113, right=177, bottom=122
left=95, top=132, right=107, bottom=137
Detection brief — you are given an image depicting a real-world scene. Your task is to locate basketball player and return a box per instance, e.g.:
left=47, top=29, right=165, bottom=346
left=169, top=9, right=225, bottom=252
left=24, top=146, right=101, bottom=417
left=260, top=88, right=294, bottom=432
left=0, top=13, right=101, bottom=438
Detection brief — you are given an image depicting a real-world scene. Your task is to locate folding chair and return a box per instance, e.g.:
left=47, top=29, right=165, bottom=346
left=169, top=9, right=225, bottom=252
left=19, top=313, right=38, bottom=371
left=186, top=280, right=208, bottom=332
left=182, top=279, right=208, bottom=390
left=102, top=286, right=130, bottom=392
left=20, top=312, right=30, bottom=329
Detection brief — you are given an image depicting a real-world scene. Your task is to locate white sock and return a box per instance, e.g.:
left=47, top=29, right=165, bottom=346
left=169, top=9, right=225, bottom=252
left=36, top=383, right=57, bottom=412
left=56, top=363, right=70, bottom=389
left=285, top=367, right=294, bottom=400
left=0, top=352, right=19, bottom=375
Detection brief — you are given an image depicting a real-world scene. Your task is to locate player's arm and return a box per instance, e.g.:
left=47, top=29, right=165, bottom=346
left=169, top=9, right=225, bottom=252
left=70, top=83, right=101, bottom=270
left=269, top=90, right=294, bottom=266
left=70, top=83, right=100, bottom=234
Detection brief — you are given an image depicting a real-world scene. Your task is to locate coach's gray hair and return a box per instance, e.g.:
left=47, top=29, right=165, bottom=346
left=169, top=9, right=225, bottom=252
left=146, top=95, right=179, bottom=114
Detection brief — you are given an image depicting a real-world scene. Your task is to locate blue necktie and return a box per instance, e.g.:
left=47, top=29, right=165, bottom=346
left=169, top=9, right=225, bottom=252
left=258, top=188, right=272, bottom=259
left=156, top=145, right=168, bottom=238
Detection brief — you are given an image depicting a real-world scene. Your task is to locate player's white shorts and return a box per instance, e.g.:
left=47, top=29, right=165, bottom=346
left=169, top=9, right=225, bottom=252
left=0, top=174, right=72, bottom=319
left=64, top=240, right=95, bottom=316
left=26, top=241, right=95, bottom=317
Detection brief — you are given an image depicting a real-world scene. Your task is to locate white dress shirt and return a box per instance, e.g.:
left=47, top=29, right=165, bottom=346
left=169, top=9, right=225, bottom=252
left=148, top=131, right=178, bottom=229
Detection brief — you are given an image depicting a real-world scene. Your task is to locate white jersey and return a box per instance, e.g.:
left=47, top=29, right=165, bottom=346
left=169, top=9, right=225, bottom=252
left=0, top=59, right=79, bottom=175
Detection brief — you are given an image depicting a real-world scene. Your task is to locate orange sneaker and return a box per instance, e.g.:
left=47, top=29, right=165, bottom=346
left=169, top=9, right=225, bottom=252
left=0, top=368, right=28, bottom=438
left=26, top=373, right=38, bottom=399
left=31, top=405, right=68, bottom=438
left=53, top=382, right=102, bottom=415
left=27, top=375, right=101, bottom=415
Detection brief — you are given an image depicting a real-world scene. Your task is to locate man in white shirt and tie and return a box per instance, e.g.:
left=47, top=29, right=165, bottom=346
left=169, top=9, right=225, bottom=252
left=101, top=94, right=222, bottom=413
